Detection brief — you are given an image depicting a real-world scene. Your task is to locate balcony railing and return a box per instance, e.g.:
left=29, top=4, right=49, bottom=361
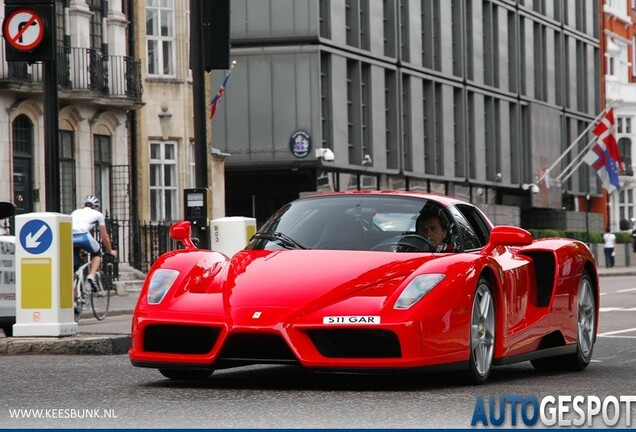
left=1, top=45, right=142, bottom=100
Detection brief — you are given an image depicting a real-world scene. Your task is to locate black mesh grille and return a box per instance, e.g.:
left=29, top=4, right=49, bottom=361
left=144, top=324, right=220, bottom=354
left=218, top=333, right=297, bottom=362
left=307, top=329, right=401, bottom=358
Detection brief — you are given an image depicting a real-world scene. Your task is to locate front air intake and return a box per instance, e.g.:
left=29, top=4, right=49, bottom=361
left=144, top=324, right=220, bottom=354
left=218, top=333, right=298, bottom=363
left=307, top=329, right=401, bottom=358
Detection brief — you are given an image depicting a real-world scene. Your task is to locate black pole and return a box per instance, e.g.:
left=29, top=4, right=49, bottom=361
left=43, top=29, right=59, bottom=212
left=127, top=0, right=141, bottom=268
left=190, top=0, right=209, bottom=248
left=191, top=0, right=208, bottom=189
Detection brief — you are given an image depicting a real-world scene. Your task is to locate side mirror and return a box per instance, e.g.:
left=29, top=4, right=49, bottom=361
left=0, top=202, right=16, bottom=220
left=482, top=225, right=533, bottom=254
left=169, top=221, right=198, bottom=250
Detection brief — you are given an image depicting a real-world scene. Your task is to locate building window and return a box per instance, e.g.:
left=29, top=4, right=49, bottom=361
left=146, top=0, right=175, bottom=77
left=423, top=81, right=437, bottom=174
left=59, top=131, right=76, bottom=214
left=319, top=0, right=331, bottom=38
left=12, top=115, right=34, bottom=215
left=422, top=0, right=441, bottom=71
left=346, top=60, right=370, bottom=166
left=402, top=74, right=412, bottom=171
left=320, top=53, right=333, bottom=151
left=385, top=69, right=398, bottom=169
left=619, top=137, right=633, bottom=176
left=451, top=0, right=464, bottom=77
left=454, top=88, right=465, bottom=178
left=94, top=134, right=112, bottom=215
left=149, top=141, right=178, bottom=221
left=482, top=1, right=499, bottom=87
left=399, top=0, right=410, bottom=62
left=87, top=0, right=105, bottom=51
left=383, top=0, right=396, bottom=57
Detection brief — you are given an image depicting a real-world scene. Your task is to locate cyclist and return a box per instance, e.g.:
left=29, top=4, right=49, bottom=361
left=71, top=195, right=118, bottom=289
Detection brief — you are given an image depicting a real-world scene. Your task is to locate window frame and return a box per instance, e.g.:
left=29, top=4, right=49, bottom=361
left=146, top=0, right=176, bottom=78
left=149, top=140, right=178, bottom=221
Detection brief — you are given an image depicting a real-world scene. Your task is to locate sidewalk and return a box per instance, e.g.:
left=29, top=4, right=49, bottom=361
left=0, top=291, right=140, bottom=356
left=597, top=265, right=636, bottom=277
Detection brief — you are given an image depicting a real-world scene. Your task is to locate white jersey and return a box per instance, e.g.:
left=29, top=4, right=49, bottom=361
left=71, top=207, right=106, bottom=234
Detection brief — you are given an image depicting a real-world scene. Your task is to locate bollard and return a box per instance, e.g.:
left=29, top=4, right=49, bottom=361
left=13, top=213, right=77, bottom=337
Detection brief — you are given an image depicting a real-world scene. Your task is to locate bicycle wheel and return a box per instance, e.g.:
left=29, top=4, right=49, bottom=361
left=90, top=272, right=110, bottom=320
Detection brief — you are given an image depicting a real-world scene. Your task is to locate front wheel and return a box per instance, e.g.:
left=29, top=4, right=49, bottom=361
left=90, top=272, right=110, bottom=321
left=467, top=278, right=496, bottom=384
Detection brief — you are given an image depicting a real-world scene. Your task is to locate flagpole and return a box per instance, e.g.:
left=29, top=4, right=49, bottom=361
left=552, top=137, right=597, bottom=185
left=536, top=105, right=612, bottom=187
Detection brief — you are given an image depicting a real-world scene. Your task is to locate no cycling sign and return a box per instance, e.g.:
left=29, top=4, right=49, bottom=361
left=3, top=9, right=45, bottom=52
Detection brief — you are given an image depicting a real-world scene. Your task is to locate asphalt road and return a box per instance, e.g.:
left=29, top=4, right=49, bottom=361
left=0, top=275, right=634, bottom=429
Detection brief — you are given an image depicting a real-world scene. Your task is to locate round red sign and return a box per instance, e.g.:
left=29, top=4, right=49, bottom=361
left=3, top=9, right=46, bottom=52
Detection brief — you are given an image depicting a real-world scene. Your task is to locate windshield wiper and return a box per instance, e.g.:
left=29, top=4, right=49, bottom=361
left=252, top=232, right=310, bottom=250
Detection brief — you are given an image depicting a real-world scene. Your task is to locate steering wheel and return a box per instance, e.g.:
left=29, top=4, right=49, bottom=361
left=371, top=234, right=434, bottom=252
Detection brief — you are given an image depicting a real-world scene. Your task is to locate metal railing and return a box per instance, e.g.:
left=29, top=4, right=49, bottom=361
left=106, top=219, right=181, bottom=273
left=1, top=45, right=142, bottom=100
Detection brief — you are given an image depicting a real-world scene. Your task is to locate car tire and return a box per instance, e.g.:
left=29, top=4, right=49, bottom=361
left=467, top=277, right=495, bottom=384
left=159, top=368, right=214, bottom=381
left=531, top=271, right=596, bottom=371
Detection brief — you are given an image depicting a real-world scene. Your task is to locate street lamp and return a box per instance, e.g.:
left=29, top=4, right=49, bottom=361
left=522, top=183, right=540, bottom=194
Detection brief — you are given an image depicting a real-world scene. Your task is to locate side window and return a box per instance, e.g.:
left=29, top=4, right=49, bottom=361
left=453, top=204, right=492, bottom=248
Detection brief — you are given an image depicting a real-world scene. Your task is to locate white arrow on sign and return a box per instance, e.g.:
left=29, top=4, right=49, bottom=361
left=26, top=225, right=48, bottom=248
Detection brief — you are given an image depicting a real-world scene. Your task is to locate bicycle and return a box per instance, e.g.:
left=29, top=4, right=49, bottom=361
left=73, top=249, right=113, bottom=322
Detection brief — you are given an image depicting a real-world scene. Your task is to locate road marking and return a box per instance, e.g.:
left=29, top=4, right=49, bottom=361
left=598, top=327, right=636, bottom=337
left=617, top=287, right=636, bottom=293
left=600, top=292, right=607, bottom=296
left=600, top=307, right=636, bottom=312
left=590, top=359, right=603, bottom=363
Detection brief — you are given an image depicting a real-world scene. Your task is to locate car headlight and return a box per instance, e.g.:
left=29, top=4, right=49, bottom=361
left=394, top=274, right=445, bottom=310
left=147, top=269, right=180, bottom=304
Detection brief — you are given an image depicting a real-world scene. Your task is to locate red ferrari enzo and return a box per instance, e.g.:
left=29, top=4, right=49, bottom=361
left=129, top=191, right=599, bottom=384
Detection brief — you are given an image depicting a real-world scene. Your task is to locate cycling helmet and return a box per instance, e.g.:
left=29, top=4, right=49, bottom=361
left=84, top=195, right=100, bottom=208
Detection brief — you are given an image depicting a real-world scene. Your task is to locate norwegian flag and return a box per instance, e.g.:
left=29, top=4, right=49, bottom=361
left=209, top=61, right=236, bottom=119
left=583, top=108, right=623, bottom=193
left=592, top=108, right=624, bottom=174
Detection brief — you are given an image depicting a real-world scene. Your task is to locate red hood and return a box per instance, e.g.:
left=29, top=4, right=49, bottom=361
left=223, top=250, right=434, bottom=311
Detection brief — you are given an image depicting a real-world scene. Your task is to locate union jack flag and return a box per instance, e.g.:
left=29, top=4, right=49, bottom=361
left=583, top=108, right=623, bottom=193
left=210, top=61, right=236, bottom=119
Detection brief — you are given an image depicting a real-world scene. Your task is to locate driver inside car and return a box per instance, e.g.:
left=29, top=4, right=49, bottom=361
left=416, top=211, right=453, bottom=252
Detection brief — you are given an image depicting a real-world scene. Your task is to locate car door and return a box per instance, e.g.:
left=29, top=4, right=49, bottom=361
left=451, top=204, right=547, bottom=356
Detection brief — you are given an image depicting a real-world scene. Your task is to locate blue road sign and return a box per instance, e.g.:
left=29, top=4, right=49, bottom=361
left=19, top=219, right=53, bottom=255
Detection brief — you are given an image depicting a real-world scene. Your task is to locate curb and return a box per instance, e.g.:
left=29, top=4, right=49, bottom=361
left=0, top=334, right=131, bottom=356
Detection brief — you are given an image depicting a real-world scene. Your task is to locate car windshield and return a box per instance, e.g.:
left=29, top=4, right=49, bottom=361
left=246, top=195, right=457, bottom=252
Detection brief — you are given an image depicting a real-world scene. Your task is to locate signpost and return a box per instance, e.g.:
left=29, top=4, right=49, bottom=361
left=2, top=0, right=59, bottom=211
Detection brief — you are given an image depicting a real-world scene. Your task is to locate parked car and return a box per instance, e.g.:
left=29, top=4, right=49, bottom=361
left=129, top=191, right=599, bottom=384
left=0, top=202, right=16, bottom=337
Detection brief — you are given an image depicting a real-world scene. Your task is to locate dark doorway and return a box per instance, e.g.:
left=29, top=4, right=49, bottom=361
left=225, top=169, right=317, bottom=227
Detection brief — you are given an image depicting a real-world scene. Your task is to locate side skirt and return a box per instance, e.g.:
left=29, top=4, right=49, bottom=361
left=494, top=345, right=577, bottom=366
